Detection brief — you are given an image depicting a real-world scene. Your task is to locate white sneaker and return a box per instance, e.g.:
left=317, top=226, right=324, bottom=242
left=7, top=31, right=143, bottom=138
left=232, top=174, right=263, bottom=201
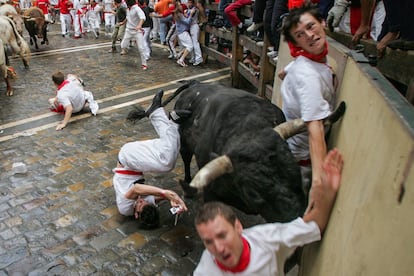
left=177, top=59, right=187, bottom=67
left=89, top=100, right=99, bottom=116
left=246, top=22, right=263, bottom=32
left=267, top=50, right=278, bottom=58
left=48, top=98, right=56, bottom=109
left=273, top=56, right=279, bottom=63
left=193, top=59, right=203, bottom=66
left=256, top=41, right=264, bottom=47
left=176, top=49, right=184, bottom=59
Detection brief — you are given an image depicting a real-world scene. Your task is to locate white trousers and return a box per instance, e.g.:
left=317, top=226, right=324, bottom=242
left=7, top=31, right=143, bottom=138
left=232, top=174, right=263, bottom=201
left=121, top=29, right=147, bottom=66
left=104, top=12, right=115, bottom=27
left=143, top=26, right=152, bottom=60
left=118, top=108, right=180, bottom=173
left=178, top=31, right=193, bottom=53
left=190, top=23, right=202, bottom=63
left=60, top=13, right=72, bottom=35
left=74, top=13, right=83, bottom=36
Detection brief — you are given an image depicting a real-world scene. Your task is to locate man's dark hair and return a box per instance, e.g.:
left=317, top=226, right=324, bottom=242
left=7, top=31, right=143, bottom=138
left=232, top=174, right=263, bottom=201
left=126, top=0, right=136, bottom=8
left=114, top=0, right=122, bottom=3
left=281, top=3, right=323, bottom=44
left=138, top=205, right=160, bottom=229
left=52, top=71, right=65, bottom=85
left=195, top=202, right=237, bottom=226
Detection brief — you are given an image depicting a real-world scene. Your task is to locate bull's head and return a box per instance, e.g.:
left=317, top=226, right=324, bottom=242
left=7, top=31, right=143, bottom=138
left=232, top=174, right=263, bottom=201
left=26, top=17, right=46, bottom=37
left=190, top=102, right=346, bottom=189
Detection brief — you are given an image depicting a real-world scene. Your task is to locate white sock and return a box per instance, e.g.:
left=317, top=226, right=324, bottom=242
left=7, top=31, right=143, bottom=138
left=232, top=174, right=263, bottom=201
left=238, top=22, right=243, bottom=29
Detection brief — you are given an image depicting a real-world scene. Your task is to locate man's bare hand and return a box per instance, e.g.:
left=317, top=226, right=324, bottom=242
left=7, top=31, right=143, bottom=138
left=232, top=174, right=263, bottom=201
left=303, top=148, right=344, bottom=233
left=352, top=25, right=370, bottom=42
left=56, top=122, right=67, bottom=130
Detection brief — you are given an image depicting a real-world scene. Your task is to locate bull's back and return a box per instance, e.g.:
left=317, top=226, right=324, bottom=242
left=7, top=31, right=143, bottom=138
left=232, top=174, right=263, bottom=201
left=23, top=7, right=45, bottom=18
left=175, top=82, right=286, bottom=164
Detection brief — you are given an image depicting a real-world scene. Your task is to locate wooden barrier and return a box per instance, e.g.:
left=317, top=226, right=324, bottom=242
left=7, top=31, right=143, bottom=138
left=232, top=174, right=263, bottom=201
left=200, top=3, right=414, bottom=274
left=201, top=3, right=275, bottom=99
left=274, top=35, right=414, bottom=276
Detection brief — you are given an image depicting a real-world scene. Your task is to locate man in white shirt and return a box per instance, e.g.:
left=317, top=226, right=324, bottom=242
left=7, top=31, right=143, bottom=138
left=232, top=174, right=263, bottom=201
left=280, top=3, right=337, bottom=212
left=49, top=71, right=99, bottom=131
left=120, top=0, right=148, bottom=70
left=194, top=148, right=343, bottom=275
left=113, top=90, right=189, bottom=228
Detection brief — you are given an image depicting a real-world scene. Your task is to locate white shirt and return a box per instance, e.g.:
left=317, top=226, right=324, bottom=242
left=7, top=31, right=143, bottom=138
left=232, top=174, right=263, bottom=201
left=56, top=78, right=86, bottom=113
left=113, top=108, right=180, bottom=215
left=194, top=218, right=321, bottom=276
left=281, top=56, right=335, bottom=161
left=103, top=0, right=114, bottom=12
left=126, top=4, right=146, bottom=30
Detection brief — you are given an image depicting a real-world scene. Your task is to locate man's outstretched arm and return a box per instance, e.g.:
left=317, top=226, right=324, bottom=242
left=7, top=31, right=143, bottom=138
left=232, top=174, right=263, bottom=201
left=303, top=148, right=344, bottom=233
left=125, top=183, right=188, bottom=212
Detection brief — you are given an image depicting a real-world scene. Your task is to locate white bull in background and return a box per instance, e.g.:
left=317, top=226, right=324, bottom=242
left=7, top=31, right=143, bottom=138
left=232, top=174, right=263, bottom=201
left=0, top=38, right=17, bottom=96
left=0, top=3, right=24, bottom=35
left=0, top=15, right=31, bottom=68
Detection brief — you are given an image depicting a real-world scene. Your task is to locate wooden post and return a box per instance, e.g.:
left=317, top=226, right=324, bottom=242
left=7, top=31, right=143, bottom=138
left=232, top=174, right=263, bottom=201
left=231, top=26, right=243, bottom=88
left=257, top=35, right=275, bottom=98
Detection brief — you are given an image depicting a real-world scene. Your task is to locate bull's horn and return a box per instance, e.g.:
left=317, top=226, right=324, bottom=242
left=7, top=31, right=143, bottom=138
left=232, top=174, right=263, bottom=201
left=274, top=101, right=346, bottom=140
left=189, top=155, right=233, bottom=189
left=273, top=119, right=306, bottom=140
left=26, top=18, right=36, bottom=21
left=45, top=19, right=52, bottom=23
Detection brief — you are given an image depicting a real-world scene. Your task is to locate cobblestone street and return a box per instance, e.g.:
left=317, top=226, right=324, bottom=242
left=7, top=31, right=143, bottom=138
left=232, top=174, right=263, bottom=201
left=0, top=23, right=263, bottom=275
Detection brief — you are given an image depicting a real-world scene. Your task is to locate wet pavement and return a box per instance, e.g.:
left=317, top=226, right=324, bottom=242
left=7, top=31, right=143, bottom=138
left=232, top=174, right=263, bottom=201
left=0, top=23, right=265, bottom=275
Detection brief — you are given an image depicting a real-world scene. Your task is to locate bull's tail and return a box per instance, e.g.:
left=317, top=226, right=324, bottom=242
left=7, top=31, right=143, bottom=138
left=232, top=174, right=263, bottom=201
left=161, top=80, right=198, bottom=107
left=324, top=101, right=346, bottom=126
left=127, top=80, right=198, bottom=123
left=5, top=17, right=31, bottom=68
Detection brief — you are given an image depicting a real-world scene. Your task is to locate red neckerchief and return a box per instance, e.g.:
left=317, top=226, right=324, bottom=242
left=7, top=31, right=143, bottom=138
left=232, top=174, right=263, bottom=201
left=57, top=79, right=70, bottom=92
left=215, top=237, right=250, bottom=273
left=288, top=41, right=328, bottom=63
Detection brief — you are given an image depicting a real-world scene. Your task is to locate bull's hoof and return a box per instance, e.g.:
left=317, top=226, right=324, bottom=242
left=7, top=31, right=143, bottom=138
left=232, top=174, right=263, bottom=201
left=46, top=40, right=49, bottom=45
left=179, top=179, right=199, bottom=198
left=41, top=41, right=45, bottom=45
left=7, top=90, right=13, bottom=96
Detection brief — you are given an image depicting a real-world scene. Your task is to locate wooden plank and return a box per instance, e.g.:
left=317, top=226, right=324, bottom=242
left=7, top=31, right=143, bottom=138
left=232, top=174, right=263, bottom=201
left=238, top=62, right=259, bottom=88
left=327, top=30, right=414, bottom=87
left=201, top=45, right=231, bottom=65
left=239, top=5, right=253, bottom=18
left=239, top=34, right=262, bottom=56
left=205, top=25, right=233, bottom=41
left=231, top=26, right=243, bottom=88
left=265, top=84, right=273, bottom=101
left=257, top=35, right=275, bottom=97
left=205, top=2, right=218, bottom=11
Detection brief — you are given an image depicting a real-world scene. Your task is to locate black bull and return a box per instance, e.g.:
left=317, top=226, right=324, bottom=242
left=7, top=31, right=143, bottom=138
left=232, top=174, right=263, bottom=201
left=130, top=81, right=345, bottom=222
left=23, top=7, right=49, bottom=49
